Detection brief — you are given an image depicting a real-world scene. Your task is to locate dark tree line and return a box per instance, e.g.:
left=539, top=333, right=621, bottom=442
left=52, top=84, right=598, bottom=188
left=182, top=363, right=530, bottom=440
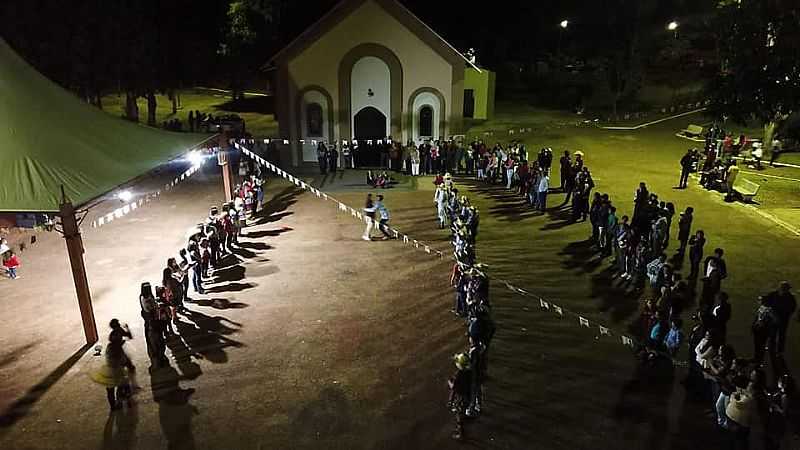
left=1, top=0, right=266, bottom=124
left=4, top=0, right=795, bottom=128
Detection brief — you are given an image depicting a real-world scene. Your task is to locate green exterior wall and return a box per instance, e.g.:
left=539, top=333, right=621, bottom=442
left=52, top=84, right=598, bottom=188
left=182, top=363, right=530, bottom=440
left=463, top=67, right=495, bottom=120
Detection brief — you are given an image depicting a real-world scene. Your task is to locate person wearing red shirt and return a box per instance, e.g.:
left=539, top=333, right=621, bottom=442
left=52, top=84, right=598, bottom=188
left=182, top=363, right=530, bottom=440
left=3, top=251, right=20, bottom=279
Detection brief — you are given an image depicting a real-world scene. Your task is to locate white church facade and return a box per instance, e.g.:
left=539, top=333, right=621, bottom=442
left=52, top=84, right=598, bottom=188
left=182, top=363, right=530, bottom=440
left=268, top=0, right=487, bottom=167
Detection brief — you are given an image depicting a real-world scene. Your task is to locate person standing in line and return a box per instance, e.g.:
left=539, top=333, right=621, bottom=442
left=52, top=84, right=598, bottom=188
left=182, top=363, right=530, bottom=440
left=435, top=185, right=449, bottom=229
left=687, top=230, right=706, bottom=281
left=188, top=242, right=205, bottom=295
left=139, top=282, right=167, bottom=368
left=678, top=149, right=694, bottom=188
left=559, top=151, right=571, bottom=191
left=362, top=193, right=376, bottom=241
left=752, top=296, right=779, bottom=364
left=764, top=281, right=796, bottom=356
left=316, top=142, right=328, bottom=175
left=704, top=248, right=728, bottom=283
left=447, top=352, right=473, bottom=440
left=505, top=156, right=515, bottom=189
left=537, top=169, right=550, bottom=212
left=374, top=194, right=393, bottom=240
left=676, top=207, right=694, bottom=256
left=342, top=143, right=352, bottom=169
left=410, top=143, right=420, bottom=176
left=327, top=143, right=339, bottom=174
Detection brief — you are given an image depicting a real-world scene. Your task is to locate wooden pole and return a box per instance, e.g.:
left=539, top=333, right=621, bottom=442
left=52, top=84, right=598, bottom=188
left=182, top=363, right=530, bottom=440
left=58, top=187, right=98, bottom=345
left=218, top=132, right=233, bottom=202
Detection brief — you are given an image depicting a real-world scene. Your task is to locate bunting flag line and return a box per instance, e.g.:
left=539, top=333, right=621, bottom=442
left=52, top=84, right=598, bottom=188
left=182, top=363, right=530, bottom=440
left=235, top=143, right=691, bottom=369
left=90, top=154, right=208, bottom=229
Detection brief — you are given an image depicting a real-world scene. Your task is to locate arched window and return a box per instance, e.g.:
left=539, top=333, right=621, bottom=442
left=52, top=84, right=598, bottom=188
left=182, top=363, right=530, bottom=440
left=419, top=105, right=433, bottom=137
left=307, top=103, right=323, bottom=136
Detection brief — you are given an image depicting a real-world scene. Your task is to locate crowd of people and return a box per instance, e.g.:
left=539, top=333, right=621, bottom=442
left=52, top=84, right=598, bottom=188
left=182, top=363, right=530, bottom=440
left=426, top=176, right=495, bottom=440
left=92, top=170, right=266, bottom=411
left=421, top=138, right=797, bottom=447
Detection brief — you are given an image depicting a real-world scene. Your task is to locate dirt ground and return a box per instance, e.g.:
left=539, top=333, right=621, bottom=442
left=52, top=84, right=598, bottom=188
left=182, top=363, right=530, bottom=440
left=1, top=154, right=798, bottom=450
left=0, top=162, right=475, bottom=450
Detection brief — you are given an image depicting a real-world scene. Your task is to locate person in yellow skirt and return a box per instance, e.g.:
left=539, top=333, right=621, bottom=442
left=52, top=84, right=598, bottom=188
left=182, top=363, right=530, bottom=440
left=91, top=319, right=136, bottom=411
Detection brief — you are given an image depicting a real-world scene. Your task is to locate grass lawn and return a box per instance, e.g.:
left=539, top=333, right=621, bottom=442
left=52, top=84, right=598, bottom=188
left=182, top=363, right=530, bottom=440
left=288, top=104, right=800, bottom=449
left=101, top=88, right=279, bottom=137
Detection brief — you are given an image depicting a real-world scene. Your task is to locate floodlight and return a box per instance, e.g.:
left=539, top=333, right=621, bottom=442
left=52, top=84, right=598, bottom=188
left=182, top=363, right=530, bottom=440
left=118, top=190, right=133, bottom=203
left=560, top=20, right=569, bottom=29
left=188, top=150, right=204, bottom=167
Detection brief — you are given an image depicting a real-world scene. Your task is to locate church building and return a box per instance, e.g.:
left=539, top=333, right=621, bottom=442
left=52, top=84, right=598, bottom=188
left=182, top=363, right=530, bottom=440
left=267, top=0, right=494, bottom=167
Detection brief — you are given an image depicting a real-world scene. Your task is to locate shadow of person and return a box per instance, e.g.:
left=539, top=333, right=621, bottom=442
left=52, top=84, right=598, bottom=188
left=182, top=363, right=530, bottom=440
left=204, top=281, right=256, bottom=294
left=192, top=298, right=249, bottom=310
left=102, top=402, right=138, bottom=450
left=164, top=332, right=203, bottom=381
left=174, top=314, right=244, bottom=364
left=150, top=364, right=198, bottom=450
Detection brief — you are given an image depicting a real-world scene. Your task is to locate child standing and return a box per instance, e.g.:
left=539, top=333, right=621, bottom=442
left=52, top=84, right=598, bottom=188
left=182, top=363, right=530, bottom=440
left=3, top=250, right=20, bottom=279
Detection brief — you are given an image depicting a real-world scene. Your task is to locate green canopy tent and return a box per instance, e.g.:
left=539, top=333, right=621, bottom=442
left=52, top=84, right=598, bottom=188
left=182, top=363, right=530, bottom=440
left=0, top=38, right=213, bottom=213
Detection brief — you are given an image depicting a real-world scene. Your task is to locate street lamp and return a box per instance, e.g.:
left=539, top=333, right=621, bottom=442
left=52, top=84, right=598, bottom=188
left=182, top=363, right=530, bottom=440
left=557, top=20, right=569, bottom=58
left=667, top=21, right=679, bottom=31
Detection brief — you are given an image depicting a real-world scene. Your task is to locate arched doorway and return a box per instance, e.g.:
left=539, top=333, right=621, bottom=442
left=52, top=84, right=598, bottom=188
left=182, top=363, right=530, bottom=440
left=354, top=106, right=387, bottom=140
left=419, top=105, right=434, bottom=138
left=354, top=106, right=386, bottom=167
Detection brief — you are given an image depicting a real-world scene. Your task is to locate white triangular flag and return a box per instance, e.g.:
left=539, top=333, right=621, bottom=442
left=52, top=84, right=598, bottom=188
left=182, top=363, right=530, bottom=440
left=424, top=246, right=431, bottom=253
left=539, top=299, right=549, bottom=309
left=97, top=217, right=105, bottom=226
left=621, top=336, right=634, bottom=347
left=579, top=317, right=590, bottom=327
left=599, top=326, right=610, bottom=336
left=553, top=305, right=563, bottom=316
left=339, top=202, right=347, bottom=211
left=403, top=235, right=409, bottom=243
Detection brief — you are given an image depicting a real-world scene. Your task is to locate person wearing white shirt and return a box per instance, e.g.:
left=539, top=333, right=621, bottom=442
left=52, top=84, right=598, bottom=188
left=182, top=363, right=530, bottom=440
left=537, top=172, right=550, bottom=211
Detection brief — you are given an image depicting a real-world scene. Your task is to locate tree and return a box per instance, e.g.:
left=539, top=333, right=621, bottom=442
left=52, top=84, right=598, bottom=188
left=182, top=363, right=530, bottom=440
left=706, top=0, right=800, bottom=153
left=222, top=0, right=274, bottom=101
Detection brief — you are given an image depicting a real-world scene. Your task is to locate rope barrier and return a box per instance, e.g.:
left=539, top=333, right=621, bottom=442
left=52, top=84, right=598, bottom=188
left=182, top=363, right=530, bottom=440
left=235, top=142, right=688, bottom=368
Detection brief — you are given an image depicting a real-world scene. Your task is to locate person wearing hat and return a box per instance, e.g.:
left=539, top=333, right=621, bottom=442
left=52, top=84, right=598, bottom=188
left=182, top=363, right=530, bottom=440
left=447, top=352, right=472, bottom=440
left=764, top=281, right=796, bottom=355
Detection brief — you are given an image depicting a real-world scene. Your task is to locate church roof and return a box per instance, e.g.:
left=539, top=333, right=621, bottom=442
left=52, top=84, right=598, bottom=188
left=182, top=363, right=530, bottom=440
left=265, top=0, right=479, bottom=71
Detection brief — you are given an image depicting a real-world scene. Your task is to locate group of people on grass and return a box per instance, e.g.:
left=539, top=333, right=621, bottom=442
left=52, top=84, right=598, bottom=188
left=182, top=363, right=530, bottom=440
left=452, top=139, right=797, bottom=447
left=591, top=180, right=798, bottom=450
left=92, top=169, right=266, bottom=411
